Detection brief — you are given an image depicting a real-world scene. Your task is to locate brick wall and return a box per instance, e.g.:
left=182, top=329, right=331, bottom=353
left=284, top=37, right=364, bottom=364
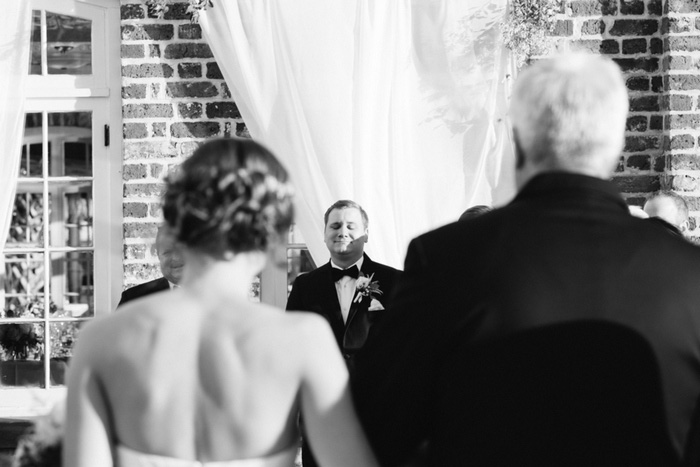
left=120, top=0, right=245, bottom=287
left=551, top=0, right=700, bottom=239
left=119, top=0, right=700, bottom=286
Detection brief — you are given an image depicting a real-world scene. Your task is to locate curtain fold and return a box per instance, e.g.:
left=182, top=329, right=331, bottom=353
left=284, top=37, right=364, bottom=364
left=200, top=0, right=514, bottom=269
left=0, top=2, right=31, bottom=250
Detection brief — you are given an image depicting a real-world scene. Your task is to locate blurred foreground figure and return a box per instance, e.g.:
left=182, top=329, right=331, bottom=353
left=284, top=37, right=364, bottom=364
left=65, top=138, right=378, bottom=467
left=353, top=53, right=700, bottom=466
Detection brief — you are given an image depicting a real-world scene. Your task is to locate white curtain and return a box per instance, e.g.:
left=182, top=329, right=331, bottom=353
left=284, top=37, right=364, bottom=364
left=0, top=1, right=31, bottom=250
left=200, top=0, right=514, bottom=269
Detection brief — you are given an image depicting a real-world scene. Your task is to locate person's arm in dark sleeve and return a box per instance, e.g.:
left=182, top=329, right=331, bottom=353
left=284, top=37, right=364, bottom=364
left=351, top=237, right=444, bottom=466
left=286, top=274, right=305, bottom=312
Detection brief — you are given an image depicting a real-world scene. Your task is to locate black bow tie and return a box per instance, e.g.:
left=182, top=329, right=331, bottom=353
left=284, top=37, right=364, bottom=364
left=332, top=265, right=359, bottom=282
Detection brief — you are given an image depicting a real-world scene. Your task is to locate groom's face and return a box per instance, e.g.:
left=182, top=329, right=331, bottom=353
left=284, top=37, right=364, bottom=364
left=324, top=207, right=368, bottom=263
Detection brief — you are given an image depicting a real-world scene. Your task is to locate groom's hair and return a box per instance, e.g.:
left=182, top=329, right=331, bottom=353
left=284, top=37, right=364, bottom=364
left=324, top=200, right=369, bottom=228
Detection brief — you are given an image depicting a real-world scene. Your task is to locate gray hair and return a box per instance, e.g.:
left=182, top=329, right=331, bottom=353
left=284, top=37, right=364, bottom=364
left=510, top=53, right=629, bottom=177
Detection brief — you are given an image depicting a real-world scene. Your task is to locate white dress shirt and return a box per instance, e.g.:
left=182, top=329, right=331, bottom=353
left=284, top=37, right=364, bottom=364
left=331, top=257, right=364, bottom=324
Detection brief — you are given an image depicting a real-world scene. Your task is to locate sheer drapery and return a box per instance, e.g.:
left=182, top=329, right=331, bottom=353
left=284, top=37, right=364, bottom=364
left=200, top=0, right=514, bottom=268
left=0, top=2, right=31, bottom=250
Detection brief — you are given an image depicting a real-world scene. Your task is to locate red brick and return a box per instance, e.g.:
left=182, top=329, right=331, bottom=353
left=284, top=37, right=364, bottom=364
left=123, top=183, right=165, bottom=198
left=121, top=24, right=174, bottom=41
left=671, top=174, right=700, bottom=192
left=122, top=164, right=148, bottom=180
left=629, top=95, right=659, bottom=112
left=178, top=102, right=203, bottom=119
left=164, top=43, right=213, bottom=59
left=653, top=155, right=665, bottom=172
left=663, top=55, right=695, bottom=71
left=149, top=44, right=161, bottom=58
left=205, top=102, right=241, bottom=119
left=667, top=0, right=700, bottom=13
left=550, top=20, right=573, bottom=37
left=609, top=19, right=658, bottom=36
left=648, top=0, right=663, bottom=15
left=626, top=76, right=649, bottom=91
left=570, top=0, right=618, bottom=16
left=123, top=123, right=148, bottom=139
left=166, top=82, right=218, bottom=98
left=121, top=44, right=144, bottom=59
left=624, top=135, right=661, bottom=152
left=626, top=155, right=651, bottom=170
left=123, top=104, right=174, bottom=119
left=178, top=63, right=202, bottom=79
left=626, top=116, right=647, bottom=132
left=650, top=115, right=663, bottom=130
left=152, top=123, right=166, bottom=137
left=122, top=64, right=174, bottom=78
left=668, top=36, right=700, bottom=53
left=620, top=0, right=645, bottom=15
left=122, top=84, right=147, bottom=99
left=581, top=19, right=605, bottom=35
left=123, top=142, right=178, bottom=160
left=612, top=57, right=659, bottom=72
left=667, top=114, right=700, bottom=130
left=613, top=175, right=660, bottom=192
left=667, top=134, right=696, bottom=150
left=123, top=202, right=149, bottom=218
left=123, top=244, right=147, bottom=260
left=622, top=39, right=647, bottom=54
left=667, top=74, right=700, bottom=91
left=170, top=122, right=221, bottom=138
left=206, top=62, right=224, bottom=79
left=178, top=24, right=202, bottom=40
left=121, top=4, right=145, bottom=20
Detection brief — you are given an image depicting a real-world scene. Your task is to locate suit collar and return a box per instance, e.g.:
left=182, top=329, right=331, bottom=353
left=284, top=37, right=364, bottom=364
left=514, top=172, right=628, bottom=213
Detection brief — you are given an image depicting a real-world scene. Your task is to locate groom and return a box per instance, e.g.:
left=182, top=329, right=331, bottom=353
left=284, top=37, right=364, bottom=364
left=287, top=200, right=401, bottom=467
left=287, top=199, right=402, bottom=361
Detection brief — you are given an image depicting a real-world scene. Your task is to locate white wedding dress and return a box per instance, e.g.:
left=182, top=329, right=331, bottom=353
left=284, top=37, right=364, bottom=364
left=117, top=445, right=297, bottom=467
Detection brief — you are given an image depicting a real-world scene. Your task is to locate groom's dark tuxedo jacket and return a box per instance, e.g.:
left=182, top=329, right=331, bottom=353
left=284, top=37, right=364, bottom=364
left=286, top=253, right=401, bottom=359
left=118, top=277, right=170, bottom=308
left=352, top=173, right=700, bottom=466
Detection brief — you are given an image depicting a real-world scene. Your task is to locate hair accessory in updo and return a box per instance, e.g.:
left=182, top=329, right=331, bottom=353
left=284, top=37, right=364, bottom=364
left=162, top=138, right=294, bottom=257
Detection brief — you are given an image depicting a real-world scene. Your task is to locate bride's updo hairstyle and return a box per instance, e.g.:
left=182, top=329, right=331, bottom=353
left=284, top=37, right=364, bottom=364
left=162, top=138, right=294, bottom=258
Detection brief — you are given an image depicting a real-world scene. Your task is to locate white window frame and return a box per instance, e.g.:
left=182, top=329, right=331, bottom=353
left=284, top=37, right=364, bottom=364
left=0, top=0, right=121, bottom=417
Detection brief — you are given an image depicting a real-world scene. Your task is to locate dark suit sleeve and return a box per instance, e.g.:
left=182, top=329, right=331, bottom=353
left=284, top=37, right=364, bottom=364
left=285, top=274, right=305, bottom=312
left=352, top=238, right=445, bottom=466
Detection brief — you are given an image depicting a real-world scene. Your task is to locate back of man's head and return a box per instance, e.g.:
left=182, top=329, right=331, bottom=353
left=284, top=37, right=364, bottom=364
left=510, top=53, right=629, bottom=182
left=644, top=191, right=689, bottom=229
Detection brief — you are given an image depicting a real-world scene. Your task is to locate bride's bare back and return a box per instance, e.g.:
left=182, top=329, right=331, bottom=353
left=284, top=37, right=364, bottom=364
left=65, top=282, right=374, bottom=466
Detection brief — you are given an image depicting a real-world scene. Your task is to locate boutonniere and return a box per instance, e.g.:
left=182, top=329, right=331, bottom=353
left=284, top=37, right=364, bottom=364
left=353, top=272, right=383, bottom=304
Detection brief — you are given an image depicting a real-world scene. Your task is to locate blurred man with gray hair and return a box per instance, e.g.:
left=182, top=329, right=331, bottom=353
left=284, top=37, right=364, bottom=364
left=353, top=53, right=700, bottom=465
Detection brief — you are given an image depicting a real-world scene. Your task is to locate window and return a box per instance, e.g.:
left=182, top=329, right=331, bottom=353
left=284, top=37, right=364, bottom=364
left=260, top=225, right=315, bottom=307
left=0, top=0, right=121, bottom=416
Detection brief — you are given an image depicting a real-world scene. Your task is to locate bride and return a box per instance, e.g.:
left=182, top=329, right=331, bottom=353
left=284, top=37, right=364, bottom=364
left=63, top=138, right=379, bottom=467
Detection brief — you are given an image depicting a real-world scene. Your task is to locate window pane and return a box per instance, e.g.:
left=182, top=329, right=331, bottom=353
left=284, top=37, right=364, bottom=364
left=29, top=10, right=41, bottom=75
left=20, top=113, right=43, bottom=177
left=49, top=321, right=80, bottom=386
left=6, top=192, right=44, bottom=248
left=0, top=323, right=45, bottom=388
left=287, top=249, right=315, bottom=295
left=48, top=111, right=93, bottom=177
left=3, top=253, right=45, bottom=319
left=46, top=12, right=92, bottom=75
left=50, top=252, right=94, bottom=317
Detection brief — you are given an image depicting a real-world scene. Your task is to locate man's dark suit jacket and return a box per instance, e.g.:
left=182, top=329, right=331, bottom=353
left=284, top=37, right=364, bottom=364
left=118, top=277, right=170, bottom=307
left=352, top=173, right=700, bottom=465
left=286, top=253, right=401, bottom=359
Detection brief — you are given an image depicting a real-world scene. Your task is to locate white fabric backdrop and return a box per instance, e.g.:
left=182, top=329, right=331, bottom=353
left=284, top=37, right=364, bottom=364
left=200, top=0, right=515, bottom=269
left=0, top=1, right=31, bottom=250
